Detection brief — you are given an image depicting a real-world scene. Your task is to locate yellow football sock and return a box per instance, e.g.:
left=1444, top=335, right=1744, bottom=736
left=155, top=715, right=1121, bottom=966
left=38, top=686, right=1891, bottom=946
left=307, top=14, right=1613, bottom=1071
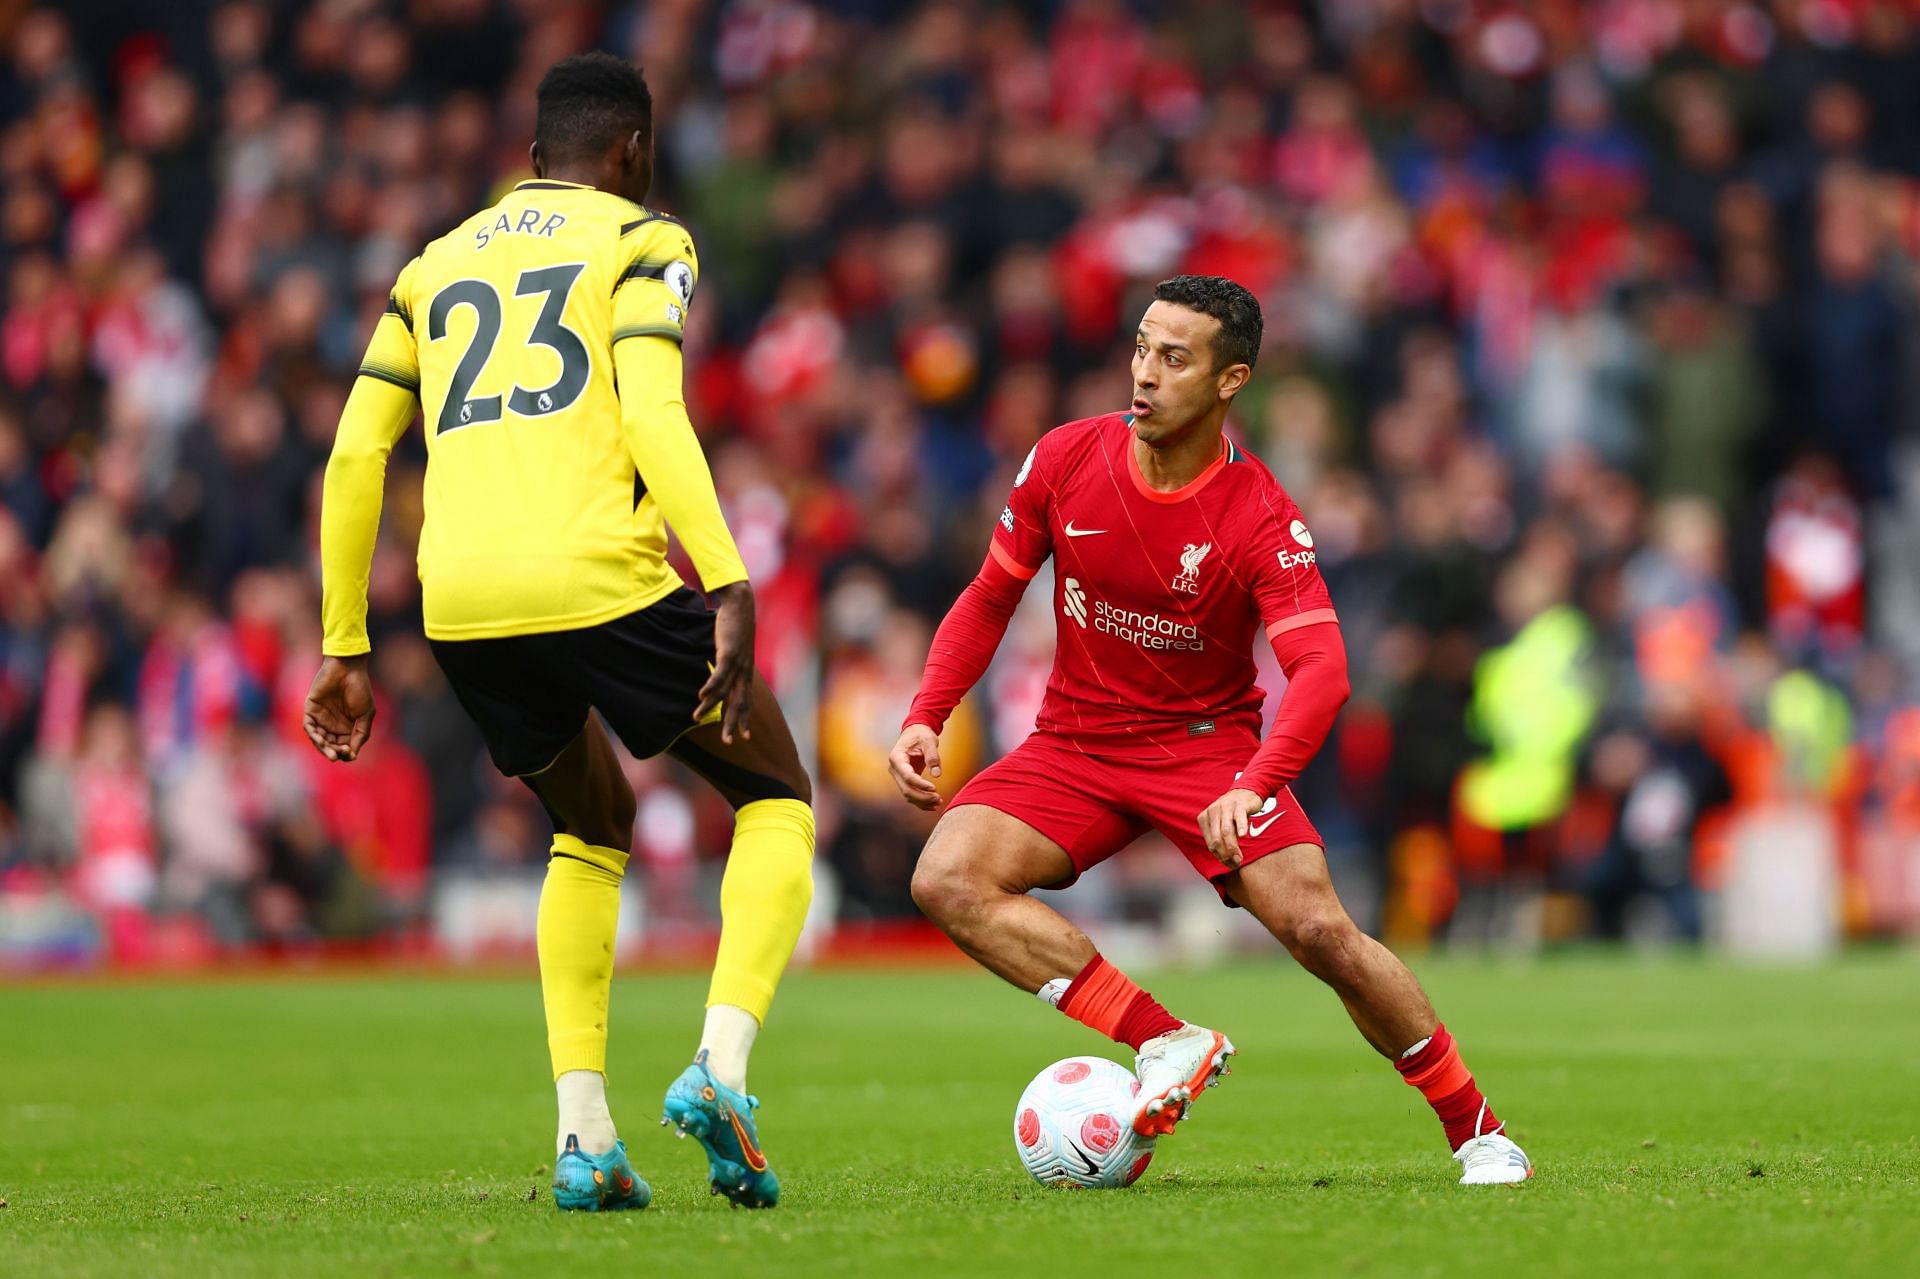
left=707, top=798, right=815, bottom=1022
left=538, top=834, right=627, bottom=1080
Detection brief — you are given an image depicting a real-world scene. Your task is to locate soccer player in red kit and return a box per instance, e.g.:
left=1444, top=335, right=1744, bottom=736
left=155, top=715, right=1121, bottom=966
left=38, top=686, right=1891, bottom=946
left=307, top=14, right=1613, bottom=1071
left=887, top=276, right=1532, bottom=1184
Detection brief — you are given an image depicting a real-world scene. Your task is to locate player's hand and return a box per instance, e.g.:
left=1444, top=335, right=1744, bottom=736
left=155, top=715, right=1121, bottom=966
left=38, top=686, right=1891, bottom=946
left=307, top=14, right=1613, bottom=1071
left=887, top=723, right=944, bottom=811
left=303, top=654, right=375, bottom=763
left=699, top=581, right=756, bottom=744
left=1198, top=787, right=1265, bottom=869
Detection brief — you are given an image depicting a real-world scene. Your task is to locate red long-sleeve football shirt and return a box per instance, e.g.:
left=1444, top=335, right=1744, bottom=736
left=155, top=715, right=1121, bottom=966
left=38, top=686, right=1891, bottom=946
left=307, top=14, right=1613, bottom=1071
left=906, top=413, right=1348, bottom=798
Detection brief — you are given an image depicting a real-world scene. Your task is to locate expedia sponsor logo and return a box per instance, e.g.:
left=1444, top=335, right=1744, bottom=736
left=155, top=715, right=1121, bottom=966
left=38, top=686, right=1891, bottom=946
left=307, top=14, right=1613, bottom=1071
left=1276, top=547, right=1317, bottom=570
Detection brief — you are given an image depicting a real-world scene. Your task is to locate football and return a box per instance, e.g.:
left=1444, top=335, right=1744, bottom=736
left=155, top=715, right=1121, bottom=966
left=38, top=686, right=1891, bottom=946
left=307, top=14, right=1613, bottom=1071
left=1012, top=1056, right=1156, bottom=1189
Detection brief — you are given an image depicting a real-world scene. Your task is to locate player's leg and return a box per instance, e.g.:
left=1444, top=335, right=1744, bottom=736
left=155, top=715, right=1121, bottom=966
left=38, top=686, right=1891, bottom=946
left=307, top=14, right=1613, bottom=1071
left=647, top=671, right=812, bottom=1208
left=1221, top=847, right=1532, bottom=1183
left=1221, top=843, right=1434, bottom=1050
left=665, top=670, right=814, bottom=1091
left=574, top=591, right=814, bottom=1093
left=562, top=594, right=810, bottom=1207
left=515, top=718, right=649, bottom=1190
left=427, top=633, right=649, bottom=1210
left=909, top=802, right=1094, bottom=988
left=911, top=749, right=1230, bottom=1136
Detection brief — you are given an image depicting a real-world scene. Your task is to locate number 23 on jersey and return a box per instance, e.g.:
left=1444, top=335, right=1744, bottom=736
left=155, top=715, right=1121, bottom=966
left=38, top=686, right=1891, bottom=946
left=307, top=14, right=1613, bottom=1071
left=426, top=263, right=591, bottom=435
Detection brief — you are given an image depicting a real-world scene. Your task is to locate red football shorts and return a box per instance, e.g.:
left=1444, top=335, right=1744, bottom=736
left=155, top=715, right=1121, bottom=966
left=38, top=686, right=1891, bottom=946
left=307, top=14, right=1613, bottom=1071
left=949, top=729, right=1323, bottom=905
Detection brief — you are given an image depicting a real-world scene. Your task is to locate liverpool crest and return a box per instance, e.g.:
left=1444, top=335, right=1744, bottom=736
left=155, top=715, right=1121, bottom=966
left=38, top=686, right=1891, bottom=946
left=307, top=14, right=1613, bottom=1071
left=1172, top=541, right=1211, bottom=594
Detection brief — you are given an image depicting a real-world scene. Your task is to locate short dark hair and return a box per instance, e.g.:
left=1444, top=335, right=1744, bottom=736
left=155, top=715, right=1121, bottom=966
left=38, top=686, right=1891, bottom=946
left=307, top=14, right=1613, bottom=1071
left=535, top=53, right=653, bottom=163
left=1152, top=275, right=1263, bottom=372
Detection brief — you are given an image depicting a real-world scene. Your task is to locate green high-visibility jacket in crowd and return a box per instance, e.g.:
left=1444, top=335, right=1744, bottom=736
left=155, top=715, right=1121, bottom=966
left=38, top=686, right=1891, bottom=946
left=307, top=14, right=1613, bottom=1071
left=1459, top=604, right=1599, bottom=832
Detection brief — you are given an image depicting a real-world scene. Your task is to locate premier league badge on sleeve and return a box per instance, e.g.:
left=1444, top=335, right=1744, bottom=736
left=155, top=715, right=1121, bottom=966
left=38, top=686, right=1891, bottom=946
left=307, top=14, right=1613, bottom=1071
left=665, top=259, right=695, bottom=306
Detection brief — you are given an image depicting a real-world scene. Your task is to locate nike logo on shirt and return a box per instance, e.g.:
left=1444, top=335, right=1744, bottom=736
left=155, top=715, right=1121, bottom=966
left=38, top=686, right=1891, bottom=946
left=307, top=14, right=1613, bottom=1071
left=1064, top=522, right=1107, bottom=537
left=1248, top=810, right=1287, bottom=838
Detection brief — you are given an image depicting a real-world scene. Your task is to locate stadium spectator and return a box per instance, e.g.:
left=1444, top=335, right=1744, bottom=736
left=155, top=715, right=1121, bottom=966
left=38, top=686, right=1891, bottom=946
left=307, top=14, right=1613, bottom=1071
left=3, top=0, right=1920, bottom=966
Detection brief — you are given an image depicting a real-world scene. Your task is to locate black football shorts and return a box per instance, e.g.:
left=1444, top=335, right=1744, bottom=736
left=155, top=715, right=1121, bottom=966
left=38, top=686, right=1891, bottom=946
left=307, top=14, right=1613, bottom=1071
left=428, top=587, right=718, bottom=777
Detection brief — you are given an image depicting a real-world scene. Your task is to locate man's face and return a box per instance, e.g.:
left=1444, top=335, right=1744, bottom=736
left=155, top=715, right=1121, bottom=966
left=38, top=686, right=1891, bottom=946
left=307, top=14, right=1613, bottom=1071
left=1129, top=301, right=1244, bottom=443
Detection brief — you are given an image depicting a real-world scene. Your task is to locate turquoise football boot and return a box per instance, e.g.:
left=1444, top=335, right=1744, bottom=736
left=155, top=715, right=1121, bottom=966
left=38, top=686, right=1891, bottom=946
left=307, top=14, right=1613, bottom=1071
left=551, top=1135, right=651, bottom=1212
left=661, top=1050, right=780, bottom=1208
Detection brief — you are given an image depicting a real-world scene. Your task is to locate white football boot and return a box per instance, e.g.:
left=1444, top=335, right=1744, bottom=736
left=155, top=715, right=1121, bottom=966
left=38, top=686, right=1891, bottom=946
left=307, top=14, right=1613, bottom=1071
left=1453, top=1106, right=1533, bottom=1184
left=1132, top=1023, right=1235, bottom=1137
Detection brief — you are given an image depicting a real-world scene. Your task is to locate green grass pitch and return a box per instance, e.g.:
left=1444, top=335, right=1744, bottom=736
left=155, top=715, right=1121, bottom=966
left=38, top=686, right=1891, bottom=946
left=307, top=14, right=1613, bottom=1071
left=3, top=953, right=1917, bottom=1277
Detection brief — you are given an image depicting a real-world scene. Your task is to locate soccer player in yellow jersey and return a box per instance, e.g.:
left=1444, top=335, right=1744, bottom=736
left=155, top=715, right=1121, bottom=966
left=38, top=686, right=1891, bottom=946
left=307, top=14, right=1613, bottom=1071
left=303, top=54, right=813, bottom=1212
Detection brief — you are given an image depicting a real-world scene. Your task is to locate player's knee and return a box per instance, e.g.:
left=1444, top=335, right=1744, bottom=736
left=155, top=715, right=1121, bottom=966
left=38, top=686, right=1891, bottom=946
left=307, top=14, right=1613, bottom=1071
left=910, top=848, right=980, bottom=926
left=1280, top=909, right=1359, bottom=973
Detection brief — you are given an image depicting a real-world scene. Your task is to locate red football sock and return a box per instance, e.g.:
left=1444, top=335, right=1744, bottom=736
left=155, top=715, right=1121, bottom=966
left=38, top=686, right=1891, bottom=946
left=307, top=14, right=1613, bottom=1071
left=1058, top=955, right=1184, bottom=1051
left=1394, top=1023, right=1502, bottom=1151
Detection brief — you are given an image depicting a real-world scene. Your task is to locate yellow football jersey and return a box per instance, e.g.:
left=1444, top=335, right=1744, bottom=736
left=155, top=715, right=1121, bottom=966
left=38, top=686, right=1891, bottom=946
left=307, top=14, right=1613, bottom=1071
left=324, top=177, right=745, bottom=652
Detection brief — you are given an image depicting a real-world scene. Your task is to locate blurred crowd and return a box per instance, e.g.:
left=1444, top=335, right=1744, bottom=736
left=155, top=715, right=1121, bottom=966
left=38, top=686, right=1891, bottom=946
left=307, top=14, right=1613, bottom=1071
left=5, top=0, right=1920, bottom=967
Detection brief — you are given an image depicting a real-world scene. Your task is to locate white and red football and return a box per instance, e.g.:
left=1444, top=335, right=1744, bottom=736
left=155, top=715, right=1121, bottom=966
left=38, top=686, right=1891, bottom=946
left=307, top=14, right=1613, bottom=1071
left=1012, top=1056, right=1155, bottom=1189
